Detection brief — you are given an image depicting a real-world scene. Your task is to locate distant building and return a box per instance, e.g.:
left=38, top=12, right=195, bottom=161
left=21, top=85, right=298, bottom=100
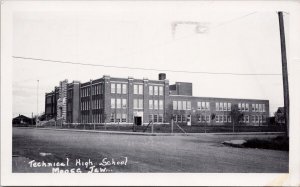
left=275, top=107, right=285, bottom=125
left=12, top=114, right=32, bottom=125
left=45, top=73, right=269, bottom=126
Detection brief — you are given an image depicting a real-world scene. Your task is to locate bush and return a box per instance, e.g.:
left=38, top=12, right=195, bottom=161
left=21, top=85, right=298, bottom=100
left=243, top=136, right=289, bottom=151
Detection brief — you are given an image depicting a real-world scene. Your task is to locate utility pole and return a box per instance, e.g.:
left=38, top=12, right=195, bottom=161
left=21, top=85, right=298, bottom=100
left=278, top=12, right=289, bottom=137
left=36, top=80, right=39, bottom=128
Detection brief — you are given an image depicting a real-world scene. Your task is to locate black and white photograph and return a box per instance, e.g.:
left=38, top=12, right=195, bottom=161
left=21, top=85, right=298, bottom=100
left=1, top=0, right=300, bottom=186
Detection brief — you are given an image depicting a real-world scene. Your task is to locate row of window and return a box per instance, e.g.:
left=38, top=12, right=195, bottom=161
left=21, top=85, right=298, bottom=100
left=111, top=98, right=127, bottom=109
left=216, top=102, right=231, bottom=111
left=149, top=114, right=164, bottom=123
left=81, top=100, right=103, bottom=110
left=215, top=115, right=232, bottom=123
left=81, top=84, right=104, bottom=97
left=173, top=101, right=192, bottom=110
left=250, top=104, right=266, bottom=112
left=81, top=113, right=103, bottom=123
left=81, top=101, right=90, bottom=111
left=249, top=115, right=267, bottom=123
left=133, top=99, right=144, bottom=109
left=149, top=85, right=164, bottom=96
left=197, top=102, right=211, bottom=111
left=198, top=115, right=211, bottom=123
left=111, top=83, right=164, bottom=96
left=110, top=113, right=127, bottom=123
left=149, top=100, right=164, bottom=110
left=111, top=83, right=127, bottom=94
left=173, top=115, right=188, bottom=122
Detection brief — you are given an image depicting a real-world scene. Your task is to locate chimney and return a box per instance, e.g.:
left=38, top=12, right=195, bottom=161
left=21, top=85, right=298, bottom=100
left=159, top=73, right=166, bottom=80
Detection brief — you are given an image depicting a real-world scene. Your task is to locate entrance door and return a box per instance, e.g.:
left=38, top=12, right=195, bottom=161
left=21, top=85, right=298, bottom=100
left=134, top=116, right=142, bottom=126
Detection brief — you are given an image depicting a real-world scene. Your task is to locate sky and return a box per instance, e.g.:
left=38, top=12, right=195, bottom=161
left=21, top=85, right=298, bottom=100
left=12, top=2, right=288, bottom=117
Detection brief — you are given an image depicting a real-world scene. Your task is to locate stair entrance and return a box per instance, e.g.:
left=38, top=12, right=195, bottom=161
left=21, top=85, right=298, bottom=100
left=134, top=116, right=142, bottom=126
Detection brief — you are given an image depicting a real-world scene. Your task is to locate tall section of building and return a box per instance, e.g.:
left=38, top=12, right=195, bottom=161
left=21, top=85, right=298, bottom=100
left=45, top=73, right=269, bottom=126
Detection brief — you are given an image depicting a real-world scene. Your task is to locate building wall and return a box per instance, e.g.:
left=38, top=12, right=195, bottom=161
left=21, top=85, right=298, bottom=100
left=45, top=74, right=270, bottom=126
left=168, top=96, right=269, bottom=126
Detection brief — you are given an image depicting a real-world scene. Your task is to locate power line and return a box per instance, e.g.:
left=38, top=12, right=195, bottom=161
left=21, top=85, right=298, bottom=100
left=13, top=56, right=281, bottom=76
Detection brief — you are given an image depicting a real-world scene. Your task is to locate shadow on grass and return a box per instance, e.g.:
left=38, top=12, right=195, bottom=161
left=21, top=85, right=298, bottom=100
left=243, top=136, right=289, bottom=151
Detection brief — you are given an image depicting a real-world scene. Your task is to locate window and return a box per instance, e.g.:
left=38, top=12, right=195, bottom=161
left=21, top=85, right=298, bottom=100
left=255, top=115, right=259, bottom=123
left=138, top=85, right=143, bottom=95
left=133, top=85, right=138, bottom=94
left=159, top=86, right=164, bottom=96
left=255, top=104, right=259, bottom=112
left=116, top=84, right=121, bottom=94
left=116, top=99, right=121, bottom=109
left=110, top=113, right=115, bottom=122
left=158, top=114, right=163, bottom=123
left=111, top=98, right=115, bottom=108
left=178, top=101, right=182, bottom=110
left=206, top=115, right=210, bottom=123
left=228, top=103, right=231, bottom=111
left=262, top=104, right=265, bottom=112
left=245, top=103, right=249, bottom=111
left=206, top=102, right=210, bottom=110
left=159, top=100, right=164, bottom=110
left=224, top=103, right=227, bottom=111
left=201, top=115, right=205, bottom=122
left=122, top=114, right=127, bottom=122
left=220, top=102, right=223, bottom=111
left=216, top=102, right=219, bottom=111
left=173, top=115, right=177, bottom=122
left=182, top=115, right=186, bottom=122
left=173, top=101, right=177, bottom=110
left=138, top=99, right=143, bottom=109
left=224, top=115, right=227, bottom=122
left=149, top=100, right=153, bottom=109
left=111, top=83, right=115, bottom=94
left=149, top=86, right=153, bottom=95
left=219, top=115, right=223, bottom=123
left=262, top=115, right=266, bottom=123
left=252, top=104, right=255, bottom=111
left=201, top=102, right=205, bottom=110
left=122, top=84, right=127, bottom=94
left=228, top=116, right=232, bottom=123
left=183, top=101, right=187, bottom=110
left=149, top=115, right=153, bottom=122
left=198, top=115, right=201, bottom=122
left=116, top=113, right=121, bottom=122
left=154, top=115, right=158, bottom=123
left=122, top=99, right=127, bottom=109
left=197, top=102, right=201, bottom=110
left=154, top=86, right=158, bottom=95
left=259, top=104, right=262, bottom=112
left=242, top=103, right=245, bottom=111
left=216, top=115, right=219, bottom=123
left=187, top=101, right=191, bottom=110
left=154, top=100, right=158, bottom=110
left=245, top=115, right=249, bottom=123
left=238, top=103, right=241, bottom=111
left=177, top=115, right=182, bottom=122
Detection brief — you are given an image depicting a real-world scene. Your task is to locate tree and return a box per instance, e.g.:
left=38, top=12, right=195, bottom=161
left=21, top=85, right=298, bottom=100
left=230, top=104, right=244, bottom=132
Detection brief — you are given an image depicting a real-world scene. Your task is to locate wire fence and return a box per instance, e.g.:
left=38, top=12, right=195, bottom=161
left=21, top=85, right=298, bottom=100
left=13, top=120, right=287, bottom=134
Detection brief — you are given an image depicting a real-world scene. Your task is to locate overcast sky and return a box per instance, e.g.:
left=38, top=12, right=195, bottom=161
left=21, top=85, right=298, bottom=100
left=12, top=2, right=288, bottom=117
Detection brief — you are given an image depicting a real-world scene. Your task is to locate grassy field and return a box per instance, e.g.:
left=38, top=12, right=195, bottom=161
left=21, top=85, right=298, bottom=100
left=12, top=128, right=288, bottom=173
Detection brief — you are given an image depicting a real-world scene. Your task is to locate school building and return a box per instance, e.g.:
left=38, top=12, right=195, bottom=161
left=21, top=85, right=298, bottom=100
left=45, top=73, right=269, bottom=126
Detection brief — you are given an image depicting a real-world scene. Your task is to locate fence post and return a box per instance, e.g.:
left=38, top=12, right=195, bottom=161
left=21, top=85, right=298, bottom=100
left=171, top=119, right=174, bottom=134
left=151, top=122, right=154, bottom=133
